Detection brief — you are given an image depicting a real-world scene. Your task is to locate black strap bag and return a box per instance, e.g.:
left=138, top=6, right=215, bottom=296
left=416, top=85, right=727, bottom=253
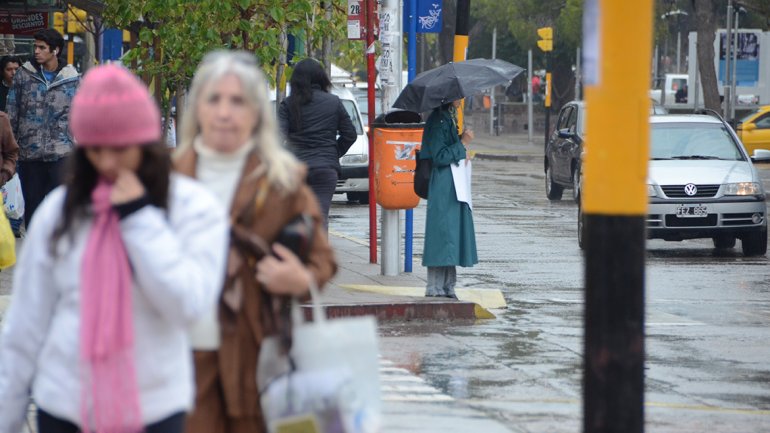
left=413, top=149, right=431, bottom=199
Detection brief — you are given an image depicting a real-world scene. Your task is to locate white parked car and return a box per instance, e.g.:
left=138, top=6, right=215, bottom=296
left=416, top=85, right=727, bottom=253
left=579, top=112, right=770, bottom=256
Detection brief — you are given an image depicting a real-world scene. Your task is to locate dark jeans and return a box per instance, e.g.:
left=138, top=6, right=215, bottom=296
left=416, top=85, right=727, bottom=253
left=18, top=159, right=66, bottom=228
left=306, top=167, right=338, bottom=229
left=37, top=409, right=186, bottom=433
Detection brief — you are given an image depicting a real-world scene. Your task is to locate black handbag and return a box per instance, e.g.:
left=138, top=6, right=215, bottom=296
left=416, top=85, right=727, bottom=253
left=230, top=213, right=315, bottom=263
left=413, top=149, right=431, bottom=199
left=273, top=213, right=314, bottom=263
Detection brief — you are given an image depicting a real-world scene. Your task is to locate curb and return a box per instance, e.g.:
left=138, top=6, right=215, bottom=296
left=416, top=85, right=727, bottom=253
left=474, top=153, right=540, bottom=162
left=474, top=153, right=519, bottom=161
left=339, top=284, right=507, bottom=310
left=304, top=301, right=488, bottom=321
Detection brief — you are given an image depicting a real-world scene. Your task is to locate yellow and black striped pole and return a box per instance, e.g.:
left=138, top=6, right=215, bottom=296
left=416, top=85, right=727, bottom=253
left=452, top=0, right=470, bottom=130
left=582, top=1, right=651, bottom=432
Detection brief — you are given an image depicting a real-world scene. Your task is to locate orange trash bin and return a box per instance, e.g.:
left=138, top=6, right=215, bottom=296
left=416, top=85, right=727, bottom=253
left=372, top=111, right=424, bottom=210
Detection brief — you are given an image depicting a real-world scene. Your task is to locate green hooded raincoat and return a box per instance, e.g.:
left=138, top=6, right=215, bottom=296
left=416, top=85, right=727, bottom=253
left=420, top=108, right=478, bottom=268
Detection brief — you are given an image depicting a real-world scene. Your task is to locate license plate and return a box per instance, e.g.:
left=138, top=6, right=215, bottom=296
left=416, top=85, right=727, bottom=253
left=675, top=204, right=708, bottom=218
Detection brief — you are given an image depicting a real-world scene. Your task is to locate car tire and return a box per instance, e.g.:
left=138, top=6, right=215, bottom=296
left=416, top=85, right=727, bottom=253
left=578, top=203, right=586, bottom=250
left=347, top=192, right=370, bottom=205
left=741, top=228, right=768, bottom=256
left=572, top=167, right=581, bottom=203
left=546, top=165, right=563, bottom=200
left=713, top=235, right=736, bottom=249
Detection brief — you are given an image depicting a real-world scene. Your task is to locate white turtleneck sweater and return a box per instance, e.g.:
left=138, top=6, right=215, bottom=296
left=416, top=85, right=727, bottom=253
left=188, top=138, right=253, bottom=350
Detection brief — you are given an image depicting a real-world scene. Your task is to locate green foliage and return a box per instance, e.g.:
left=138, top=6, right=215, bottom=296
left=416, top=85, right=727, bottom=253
left=474, top=0, right=583, bottom=51
left=102, top=0, right=349, bottom=109
left=473, top=0, right=584, bottom=106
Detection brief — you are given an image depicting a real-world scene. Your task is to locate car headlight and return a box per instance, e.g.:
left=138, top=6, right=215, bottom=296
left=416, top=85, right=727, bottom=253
left=340, top=154, right=368, bottom=165
left=647, top=184, right=657, bottom=197
left=723, top=182, right=762, bottom=196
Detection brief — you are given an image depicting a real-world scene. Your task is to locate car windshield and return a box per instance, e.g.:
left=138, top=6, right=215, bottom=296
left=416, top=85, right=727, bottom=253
left=341, top=99, right=364, bottom=135
left=650, top=123, right=744, bottom=161
left=738, top=108, right=762, bottom=125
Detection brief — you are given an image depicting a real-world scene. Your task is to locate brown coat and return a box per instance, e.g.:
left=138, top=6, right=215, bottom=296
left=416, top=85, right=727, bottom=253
left=175, top=148, right=337, bottom=420
left=0, top=112, right=18, bottom=185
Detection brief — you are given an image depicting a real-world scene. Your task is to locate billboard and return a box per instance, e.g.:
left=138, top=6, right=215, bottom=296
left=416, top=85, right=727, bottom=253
left=717, top=30, right=760, bottom=87
left=0, top=12, right=49, bottom=36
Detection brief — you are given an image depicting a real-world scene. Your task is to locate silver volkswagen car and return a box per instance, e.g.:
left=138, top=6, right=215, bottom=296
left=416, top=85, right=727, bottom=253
left=646, top=114, right=770, bottom=256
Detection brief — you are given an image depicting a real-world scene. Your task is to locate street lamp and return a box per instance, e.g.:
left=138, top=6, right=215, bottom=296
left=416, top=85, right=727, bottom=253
left=661, top=9, right=688, bottom=74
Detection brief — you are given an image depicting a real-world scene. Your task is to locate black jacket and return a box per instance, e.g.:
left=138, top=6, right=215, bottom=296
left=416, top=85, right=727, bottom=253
left=278, top=88, right=357, bottom=173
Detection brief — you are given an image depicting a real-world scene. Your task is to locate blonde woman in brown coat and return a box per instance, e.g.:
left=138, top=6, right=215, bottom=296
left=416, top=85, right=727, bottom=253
left=175, top=51, right=337, bottom=433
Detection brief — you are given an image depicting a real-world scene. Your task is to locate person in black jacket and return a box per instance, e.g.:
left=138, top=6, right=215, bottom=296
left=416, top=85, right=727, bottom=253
left=0, top=55, right=21, bottom=112
left=278, top=58, right=356, bottom=228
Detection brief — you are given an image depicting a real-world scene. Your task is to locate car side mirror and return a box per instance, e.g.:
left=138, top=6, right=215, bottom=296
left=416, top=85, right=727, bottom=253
left=742, top=123, right=757, bottom=132
left=751, top=149, right=770, bottom=162
left=557, top=128, right=573, bottom=139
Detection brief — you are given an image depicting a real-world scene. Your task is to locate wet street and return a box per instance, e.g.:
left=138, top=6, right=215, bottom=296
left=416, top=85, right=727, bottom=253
left=330, top=156, right=770, bottom=432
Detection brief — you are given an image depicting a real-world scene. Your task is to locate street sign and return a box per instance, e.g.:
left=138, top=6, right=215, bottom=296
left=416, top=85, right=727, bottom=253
left=348, top=0, right=364, bottom=40
left=403, top=0, right=443, bottom=34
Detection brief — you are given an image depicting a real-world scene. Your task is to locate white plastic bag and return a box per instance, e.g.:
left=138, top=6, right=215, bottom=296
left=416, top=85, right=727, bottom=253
left=258, top=285, right=381, bottom=433
left=2, top=173, right=24, bottom=220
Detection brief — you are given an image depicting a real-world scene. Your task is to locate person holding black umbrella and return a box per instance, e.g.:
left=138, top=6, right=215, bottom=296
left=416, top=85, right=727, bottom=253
left=420, top=98, right=478, bottom=298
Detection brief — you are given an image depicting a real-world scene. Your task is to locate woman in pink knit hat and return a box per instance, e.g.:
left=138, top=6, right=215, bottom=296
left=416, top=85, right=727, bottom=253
left=0, top=64, right=229, bottom=433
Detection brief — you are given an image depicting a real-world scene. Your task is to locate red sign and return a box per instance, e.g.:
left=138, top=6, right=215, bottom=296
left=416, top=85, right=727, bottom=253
left=347, top=0, right=364, bottom=40
left=0, top=12, right=49, bottom=36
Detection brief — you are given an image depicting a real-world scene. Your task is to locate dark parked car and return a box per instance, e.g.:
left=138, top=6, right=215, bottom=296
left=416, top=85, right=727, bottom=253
left=544, top=101, right=584, bottom=202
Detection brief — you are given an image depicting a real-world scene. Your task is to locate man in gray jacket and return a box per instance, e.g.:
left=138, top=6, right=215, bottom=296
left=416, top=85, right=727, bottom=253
left=6, top=29, right=79, bottom=227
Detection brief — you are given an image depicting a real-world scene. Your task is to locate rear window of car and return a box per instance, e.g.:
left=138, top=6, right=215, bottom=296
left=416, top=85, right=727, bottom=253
left=341, top=99, right=364, bottom=135
left=650, top=123, right=744, bottom=161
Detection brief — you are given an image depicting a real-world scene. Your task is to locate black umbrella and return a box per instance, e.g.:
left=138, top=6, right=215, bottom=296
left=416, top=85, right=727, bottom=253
left=392, top=58, right=525, bottom=112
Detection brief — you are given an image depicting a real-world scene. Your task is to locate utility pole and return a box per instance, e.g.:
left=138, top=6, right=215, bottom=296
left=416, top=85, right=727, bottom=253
left=575, top=47, right=582, bottom=100
left=380, top=0, right=402, bottom=276
left=730, top=7, right=742, bottom=124
left=489, top=26, right=497, bottom=136
left=527, top=49, right=534, bottom=145
left=366, top=0, right=378, bottom=264
left=453, top=0, right=470, bottom=130
left=537, top=26, right=553, bottom=146
left=723, top=0, right=733, bottom=120
left=582, top=0, right=651, bottom=431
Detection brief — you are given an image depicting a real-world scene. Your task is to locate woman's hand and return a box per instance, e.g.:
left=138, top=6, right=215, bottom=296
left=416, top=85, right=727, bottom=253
left=461, top=129, right=475, bottom=146
left=256, top=244, right=313, bottom=296
left=110, top=169, right=146, bottom=205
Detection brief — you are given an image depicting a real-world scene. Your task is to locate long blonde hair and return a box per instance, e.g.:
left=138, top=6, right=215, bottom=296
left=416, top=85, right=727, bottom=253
left=176, top=50, right=300, bottom=191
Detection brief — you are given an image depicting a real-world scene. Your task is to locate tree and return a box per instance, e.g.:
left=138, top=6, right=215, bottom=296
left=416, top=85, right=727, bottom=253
left=690, top=0, right=721, bottom=111
left=473, top=0, right=584, bottom=109
left=102, top=0, right=347, bottom=119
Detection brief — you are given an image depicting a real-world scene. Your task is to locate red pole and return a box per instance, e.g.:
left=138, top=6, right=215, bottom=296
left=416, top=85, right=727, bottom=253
left=366, top=0, right=378, bottom=264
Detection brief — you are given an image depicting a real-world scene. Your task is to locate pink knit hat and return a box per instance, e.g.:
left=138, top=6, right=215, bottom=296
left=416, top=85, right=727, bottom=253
left=70, top=64, right=161, bottom=147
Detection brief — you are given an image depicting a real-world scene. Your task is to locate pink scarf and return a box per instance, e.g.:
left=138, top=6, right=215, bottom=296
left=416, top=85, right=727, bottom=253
left=80, top=179, right=143, bottom=432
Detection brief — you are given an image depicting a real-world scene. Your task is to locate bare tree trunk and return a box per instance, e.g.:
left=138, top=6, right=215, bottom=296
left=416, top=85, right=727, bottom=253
left=321, top=0, right=332, bottom=75
left=692, top=0, right=721, bottom=111
left=276, top=28, right=288, bottom=108
left=176, top=84, right=186, bottom=143
left=437, top=0, right=456, bottom=64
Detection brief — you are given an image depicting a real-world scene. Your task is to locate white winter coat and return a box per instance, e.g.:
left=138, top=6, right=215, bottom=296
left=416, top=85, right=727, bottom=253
left=0, top=174, right=229, bottom=432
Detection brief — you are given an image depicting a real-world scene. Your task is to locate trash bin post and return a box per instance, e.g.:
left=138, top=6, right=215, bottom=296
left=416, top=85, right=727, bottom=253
left=372, top=110, right=424, bottom=276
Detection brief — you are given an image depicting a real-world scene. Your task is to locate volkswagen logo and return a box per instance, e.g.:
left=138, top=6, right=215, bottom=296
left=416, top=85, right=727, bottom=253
left=684, top=183, right=698, bottom=196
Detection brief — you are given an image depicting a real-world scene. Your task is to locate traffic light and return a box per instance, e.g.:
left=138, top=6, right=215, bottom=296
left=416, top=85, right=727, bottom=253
left=67, top=7, right=87, bottom=33
left=53, top=12, right=65, bottom=34
left=537, top=27, right=553, bottom=52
